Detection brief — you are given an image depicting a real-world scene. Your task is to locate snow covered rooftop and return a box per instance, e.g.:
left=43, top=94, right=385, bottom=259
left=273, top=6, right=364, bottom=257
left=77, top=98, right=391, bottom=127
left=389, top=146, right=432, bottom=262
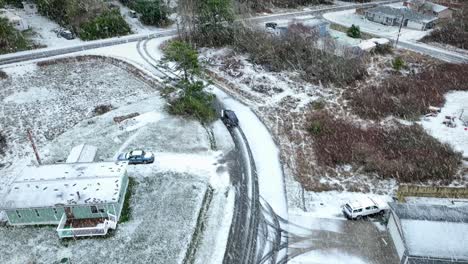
left=390, top=203, right=468, bottom=261
left=0, top=162, right=128, bottom=209
left=389, top=202, right=468, bottom=222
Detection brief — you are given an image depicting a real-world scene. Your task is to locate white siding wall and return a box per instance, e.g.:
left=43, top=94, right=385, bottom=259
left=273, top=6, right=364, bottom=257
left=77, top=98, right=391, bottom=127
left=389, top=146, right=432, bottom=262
left=388, top=215, right=405, bottom=261
left=407, top=20, right=424, bottom=30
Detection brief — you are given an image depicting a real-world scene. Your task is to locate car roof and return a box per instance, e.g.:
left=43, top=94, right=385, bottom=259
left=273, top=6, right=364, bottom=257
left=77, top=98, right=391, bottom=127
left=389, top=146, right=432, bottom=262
left=347, top=197, right=377, bottom=209
left=130, top=150, right=144, bottom=156
left=224, top=110, right=238, bottom=120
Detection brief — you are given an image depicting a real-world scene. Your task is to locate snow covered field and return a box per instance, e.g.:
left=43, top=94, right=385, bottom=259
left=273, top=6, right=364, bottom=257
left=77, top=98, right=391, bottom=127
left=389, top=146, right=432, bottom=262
left=0, top=57, right=235, bottom=263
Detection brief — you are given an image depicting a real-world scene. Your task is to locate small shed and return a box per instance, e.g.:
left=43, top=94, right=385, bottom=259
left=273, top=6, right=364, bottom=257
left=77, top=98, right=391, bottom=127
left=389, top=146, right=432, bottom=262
left=0, top=161, right=129, bottom=238
left=387, top=202, right=468, bottom=264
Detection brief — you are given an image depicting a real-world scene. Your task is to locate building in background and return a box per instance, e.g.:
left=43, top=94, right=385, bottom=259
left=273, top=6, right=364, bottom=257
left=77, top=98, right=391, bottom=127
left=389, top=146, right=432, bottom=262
left=364, top=6, right=437, bottom=31
left=0, top=161, right=129, bottom=238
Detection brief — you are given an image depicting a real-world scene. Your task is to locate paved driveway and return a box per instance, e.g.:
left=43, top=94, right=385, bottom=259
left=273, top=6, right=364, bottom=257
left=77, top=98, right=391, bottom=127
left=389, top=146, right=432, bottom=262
left=287, top=213, right=400, bottom=264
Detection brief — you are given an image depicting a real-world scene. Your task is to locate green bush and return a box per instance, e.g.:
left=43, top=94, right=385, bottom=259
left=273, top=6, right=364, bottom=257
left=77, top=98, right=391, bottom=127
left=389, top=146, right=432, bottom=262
left=308, top=120, right=324, bottom=135
left=392, top=57, right=405, bottom=71
left=169, top=81, right=217, bottom=124
left=129, top=0, right=169, bottom=26
left=79, top=10, right=131, bottom=40
left=347, top=24, right=361, bottom=39
left=163, top=40, right=200, bottom=81
left=0, top=17, right=30, bottom=54
left=119, top=177, right=136, bottom=223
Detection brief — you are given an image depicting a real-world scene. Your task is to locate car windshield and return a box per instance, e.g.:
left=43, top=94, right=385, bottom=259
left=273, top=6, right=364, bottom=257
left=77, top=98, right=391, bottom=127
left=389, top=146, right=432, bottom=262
left=345, top=204, right=352, bottom=212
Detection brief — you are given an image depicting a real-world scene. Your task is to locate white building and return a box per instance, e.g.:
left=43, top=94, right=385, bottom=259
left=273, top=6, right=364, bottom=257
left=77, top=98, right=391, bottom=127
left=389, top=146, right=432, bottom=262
left=387, top=202, right=468, bottom=264
left=0, top=9, right=29, bottom=31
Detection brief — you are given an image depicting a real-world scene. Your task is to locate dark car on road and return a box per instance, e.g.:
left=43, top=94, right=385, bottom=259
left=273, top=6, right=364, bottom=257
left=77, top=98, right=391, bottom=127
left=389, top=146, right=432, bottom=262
left=222, top=110, right=239, bottom=128
left=117, top=150, right=155, bottom=164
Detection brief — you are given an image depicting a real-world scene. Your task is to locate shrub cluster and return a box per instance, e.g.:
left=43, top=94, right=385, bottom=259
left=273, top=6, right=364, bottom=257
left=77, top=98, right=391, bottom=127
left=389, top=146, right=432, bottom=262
left=232, top=24, right=367, bottom=85
left=347, top=24, right=361, bottom=39
left=93, top=104, right=113, bottom=116
left=350, top=63, right=468, bottom=120
left=79, top=9, right=131, bottom=40
left=36, top=0, right=131, bottom=40
left=168, top=81, right=217, bottom=124
left=307, top=111, right=461, bottom=183
left=123, top=0, right=170, bottom=26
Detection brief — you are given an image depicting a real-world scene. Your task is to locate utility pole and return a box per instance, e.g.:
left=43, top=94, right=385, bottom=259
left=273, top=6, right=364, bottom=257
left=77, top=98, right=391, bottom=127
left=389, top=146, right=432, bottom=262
left=27, top=129, right=41, bottom=165
left=395, top=15, right=405, bottom=48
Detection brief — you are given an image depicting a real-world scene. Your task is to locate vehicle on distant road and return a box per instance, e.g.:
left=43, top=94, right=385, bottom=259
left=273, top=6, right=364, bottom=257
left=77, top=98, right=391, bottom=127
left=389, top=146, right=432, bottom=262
left=342, top=197, right=385, bottom=220
left=222, top=110, right=239, bottom=128
left=265, top=22, right=278, bottom=29
left=117, top=150, right=155, bottom=164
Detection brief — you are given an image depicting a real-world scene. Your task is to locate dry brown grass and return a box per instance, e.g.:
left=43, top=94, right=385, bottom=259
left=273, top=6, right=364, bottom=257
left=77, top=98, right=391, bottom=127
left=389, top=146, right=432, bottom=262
left=307, top=110, right=462, bottom=184
left=349, top=63, right=468, bottom=120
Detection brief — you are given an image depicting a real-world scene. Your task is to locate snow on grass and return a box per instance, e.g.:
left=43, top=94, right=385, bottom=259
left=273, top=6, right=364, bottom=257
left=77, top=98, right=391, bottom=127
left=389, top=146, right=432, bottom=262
left=0, top=59, right=157, bottom=166
left=289, top=249, right=369, bottom=264
left=420, top=91, right=468, bottom=158
left=323, top=9, right=429, bottom=41
left=3, top=87, right=56, bottom=104
left=10, top=8, right=83, bottom=48
left=0, top=54, right=237, bottom=263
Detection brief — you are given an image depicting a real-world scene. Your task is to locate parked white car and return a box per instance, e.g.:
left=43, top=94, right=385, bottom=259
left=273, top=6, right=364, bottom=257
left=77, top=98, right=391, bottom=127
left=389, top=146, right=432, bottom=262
left=342, top=197, right=386, bottom=220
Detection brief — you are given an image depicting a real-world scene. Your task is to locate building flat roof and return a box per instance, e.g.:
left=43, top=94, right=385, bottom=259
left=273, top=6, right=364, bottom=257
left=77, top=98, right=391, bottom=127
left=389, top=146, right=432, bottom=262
left=0, top=162, right=128, bottom=210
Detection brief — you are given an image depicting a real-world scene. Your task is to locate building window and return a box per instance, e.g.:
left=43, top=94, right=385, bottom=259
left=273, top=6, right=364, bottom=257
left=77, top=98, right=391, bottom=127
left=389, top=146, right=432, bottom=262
left=16, top=210, right=21, bottom=218
left=91, top=206, right=98, bottom=213
left=35, top=209, right=40, bottom=217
